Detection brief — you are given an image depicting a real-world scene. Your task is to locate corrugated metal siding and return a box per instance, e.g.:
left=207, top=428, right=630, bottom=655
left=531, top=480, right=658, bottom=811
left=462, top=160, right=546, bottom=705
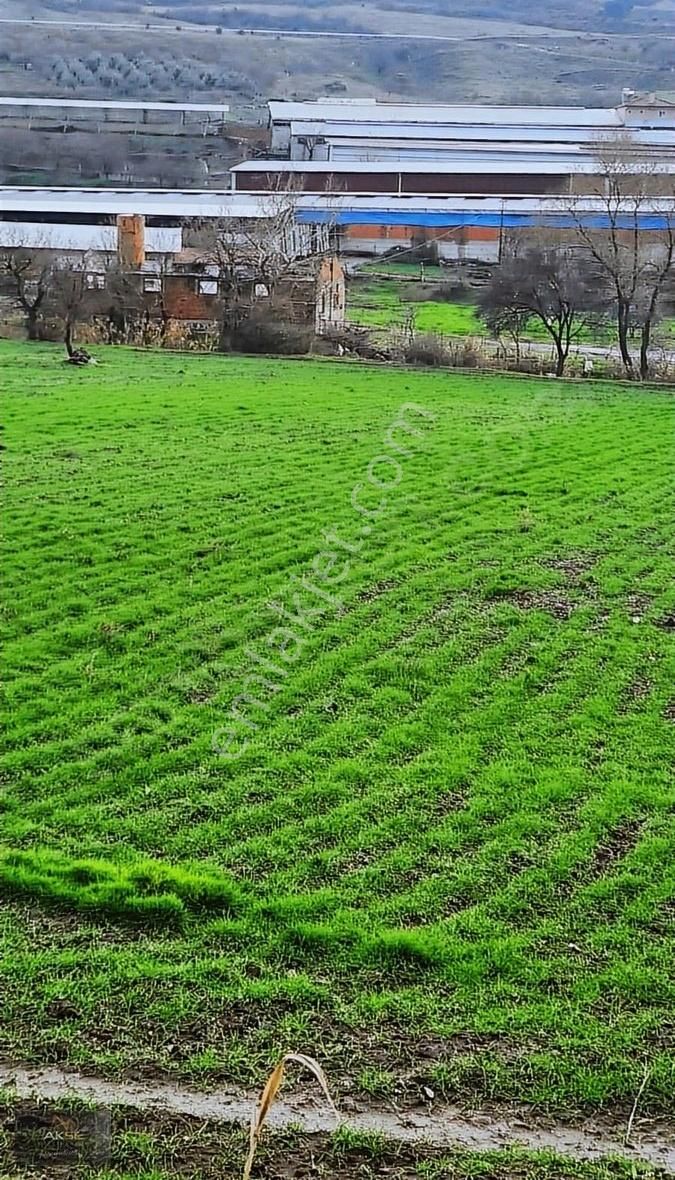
left=232, top=158, right=598, bottom=174
left=299, top=208, right=674, bottom=229
left=235, top=171, right=569, bottom=195
left=328, top=145, right=675, bottom=166
left=291, top=120, right=675, bottom=147
left=329, top=145, right=588, bottom=163
left=4, top=188, right=675, bottom=222
left=237, top=170, right=400, bottom=192
left=2, top=188, right=673, bottom=239
left=399, top=174, right=566, bottom=195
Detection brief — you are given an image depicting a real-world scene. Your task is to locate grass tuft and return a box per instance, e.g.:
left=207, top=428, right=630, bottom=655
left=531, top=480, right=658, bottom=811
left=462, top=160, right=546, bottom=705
left=0, top=849, right=244, bottom=925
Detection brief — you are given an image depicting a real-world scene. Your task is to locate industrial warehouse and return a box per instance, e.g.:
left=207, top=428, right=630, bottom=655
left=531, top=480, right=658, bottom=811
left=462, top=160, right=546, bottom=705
left=2, top=90, right=674, bottom=265
left=240, top=92, right=675, bottom=258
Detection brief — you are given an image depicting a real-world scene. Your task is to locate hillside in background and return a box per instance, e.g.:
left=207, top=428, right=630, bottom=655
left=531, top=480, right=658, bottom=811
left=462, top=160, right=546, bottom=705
left=5, top=0, right=675, bottom=35
left=0, top=0, right=674, bottom=113
left=1, top=0, right=673, bottom=186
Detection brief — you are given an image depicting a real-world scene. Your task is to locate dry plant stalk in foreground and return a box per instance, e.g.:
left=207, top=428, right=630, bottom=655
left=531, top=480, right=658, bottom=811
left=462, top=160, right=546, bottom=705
left=243, top=1052, right=338, bottom=1180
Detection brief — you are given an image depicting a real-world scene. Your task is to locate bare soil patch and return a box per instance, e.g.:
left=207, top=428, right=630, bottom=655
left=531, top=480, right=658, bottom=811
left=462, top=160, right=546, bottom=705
left=500, top=588, right=576, bottom=620
left=625, top=675, right=653, bottom=703
left=626, top=593, right=653, bottom=623
left=540, top=553, right=598, bottom=581
left=586, top=819, right=644, bottom=878
left=355, top=578, right=400, bottom=603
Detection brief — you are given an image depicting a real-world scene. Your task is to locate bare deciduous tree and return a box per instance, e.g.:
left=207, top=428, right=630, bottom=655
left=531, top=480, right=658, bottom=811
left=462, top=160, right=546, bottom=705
left=94, top=260, right=148, bottom=343
left=478, top=302, right=530, bottom=366
left=0, top=243, right=54, bottom=339
left=633, top=234, right=675, bottom=380
left=189, top=184, right=332, bottom=347
left=569, top=134, right=675, bottom=379
left=477, top=239, right=599, bottom=376
left=120, top=254, right=176, bottom=344
left=44, top=256, right=108, bottom=354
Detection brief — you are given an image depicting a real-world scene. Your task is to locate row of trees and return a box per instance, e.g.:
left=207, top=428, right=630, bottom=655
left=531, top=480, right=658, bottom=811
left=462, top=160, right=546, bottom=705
left=477, top=142, right=675, bottom=379
left=2, top=226, right=673, bottom=377
left=48, top=51, right=256, bottom=98
left=477, top=228, right=674, bottom=380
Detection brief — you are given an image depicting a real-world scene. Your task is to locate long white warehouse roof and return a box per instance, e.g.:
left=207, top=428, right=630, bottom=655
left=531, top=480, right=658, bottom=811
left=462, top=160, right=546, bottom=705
left=0, top=188, right=268, bottom=217
left=326, top=142, right=675, bottom=165
left=270, top=100, right=621, bottom=128
left=0, top=96, right=229, bottom=114
left=309, top=194, right=675, bottom=214
left=0, top=222, right=181, bottom=251
left=2, top=187, right=673, bottom=219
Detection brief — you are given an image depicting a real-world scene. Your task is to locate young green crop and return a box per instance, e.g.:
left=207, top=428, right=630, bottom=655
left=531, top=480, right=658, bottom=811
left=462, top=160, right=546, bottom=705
left=1, top=341, right=674, bottom=1115
left=348, top=278, right=675, bottom=346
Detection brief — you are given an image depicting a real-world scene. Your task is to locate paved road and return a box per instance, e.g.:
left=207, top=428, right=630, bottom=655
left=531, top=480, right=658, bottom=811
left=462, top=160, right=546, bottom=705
left=518, top=338, right=675, bottom=365
left=1, top=15, right=671, bottom=42
left=467, top=335, right=675, bottom=368
left=0, top=16, right=520, bottom=40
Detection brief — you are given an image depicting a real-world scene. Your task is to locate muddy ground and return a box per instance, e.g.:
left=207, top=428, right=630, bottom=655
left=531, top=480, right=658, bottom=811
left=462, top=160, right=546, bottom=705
left=0, top=1097, right=668, bottom=1180
left=1, top=1064, right=675, bottom=1179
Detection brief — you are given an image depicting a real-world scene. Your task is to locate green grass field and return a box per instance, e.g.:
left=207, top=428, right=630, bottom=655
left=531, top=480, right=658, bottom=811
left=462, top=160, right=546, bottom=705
left=350, top=282, right=483, bottom=336
left=1, top=341, right=674, bottom=1117
left=348, top=278, right=675, bottom=346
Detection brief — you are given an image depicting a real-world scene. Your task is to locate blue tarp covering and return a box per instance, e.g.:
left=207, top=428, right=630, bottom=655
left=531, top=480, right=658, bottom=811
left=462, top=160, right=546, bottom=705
left=297, top=209, right=672, bottom=230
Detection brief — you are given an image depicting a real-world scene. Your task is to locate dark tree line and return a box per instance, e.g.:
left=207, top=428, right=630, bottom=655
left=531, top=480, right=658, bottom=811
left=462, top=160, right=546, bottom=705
left=478, top=139, right=675, bottom=379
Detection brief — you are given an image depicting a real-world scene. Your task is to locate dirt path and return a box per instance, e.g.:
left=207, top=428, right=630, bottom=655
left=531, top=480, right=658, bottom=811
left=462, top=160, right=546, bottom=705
left=1, top=1063, right=674, bottom=1171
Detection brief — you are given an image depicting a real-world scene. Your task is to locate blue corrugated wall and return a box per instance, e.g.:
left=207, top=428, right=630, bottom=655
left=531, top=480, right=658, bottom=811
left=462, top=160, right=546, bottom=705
left=297, top=209, right=672, bottom=230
